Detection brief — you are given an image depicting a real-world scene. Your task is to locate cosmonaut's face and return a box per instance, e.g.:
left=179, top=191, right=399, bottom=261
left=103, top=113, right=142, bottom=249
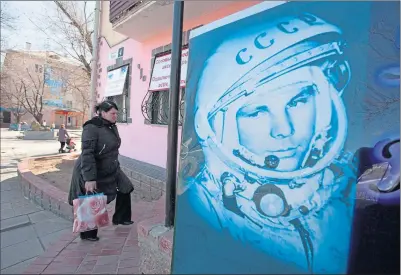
left=236, top=66, right=329, bottom=172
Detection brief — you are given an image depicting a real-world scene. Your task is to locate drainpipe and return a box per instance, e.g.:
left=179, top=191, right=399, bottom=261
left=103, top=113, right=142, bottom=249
left=89, top=0, right=101, bottom=119
left=165, top=1, right=184, bottom=228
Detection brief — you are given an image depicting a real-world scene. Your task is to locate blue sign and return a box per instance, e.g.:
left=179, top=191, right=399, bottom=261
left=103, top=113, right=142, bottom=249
left=45, top=79, right=64, bottom=88
left=173, top=1, right=400, bottom=274
left=43, top=99, right=64, bottom=108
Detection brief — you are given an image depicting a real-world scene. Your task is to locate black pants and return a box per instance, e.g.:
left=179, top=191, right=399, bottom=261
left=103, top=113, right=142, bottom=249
left=112, top=191, right=132, bottom=224
left=80, top=191, right=131, bottom=239
left=60, top=142, right=66, bottom=151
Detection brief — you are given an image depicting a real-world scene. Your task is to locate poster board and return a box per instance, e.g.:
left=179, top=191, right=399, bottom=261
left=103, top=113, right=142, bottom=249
left=172, top=1, right=400, bottom=274
left=149, top=48, right=189, bottom=91
left=104, top=65, right=128, bottom=97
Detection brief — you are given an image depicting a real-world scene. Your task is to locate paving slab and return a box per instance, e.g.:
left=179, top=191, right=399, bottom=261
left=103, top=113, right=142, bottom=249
left=28, top=211, right=62, bottom=224
left=1, top=225, right=38, bottom=248
left=0, top=209, right=16, bottom=220
left=39, top=228, right=72, bottom=250
left=33, top=219, right=71, bottom=238
left=1, top=238, right=44, bottom=269
left=0, top=215, right=31, bottom=232
left=0, top=257, right=36, bottom=275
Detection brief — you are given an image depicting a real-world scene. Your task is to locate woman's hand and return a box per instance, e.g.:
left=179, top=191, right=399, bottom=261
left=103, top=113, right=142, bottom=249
left=85, top=181, right=97, bottom=193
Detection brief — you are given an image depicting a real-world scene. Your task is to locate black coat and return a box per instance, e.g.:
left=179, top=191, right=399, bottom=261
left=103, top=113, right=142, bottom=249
left=68, top=117, right=133, bottom=206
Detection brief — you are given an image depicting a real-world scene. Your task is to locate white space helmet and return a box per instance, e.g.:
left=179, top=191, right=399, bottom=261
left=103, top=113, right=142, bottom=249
left=194, top=12, right=351, bottom=183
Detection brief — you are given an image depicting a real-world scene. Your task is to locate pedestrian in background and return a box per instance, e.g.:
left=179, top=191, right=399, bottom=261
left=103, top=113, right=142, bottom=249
left=58, top=124, right=70, bottom=153
left=68, top=100, right=134, bottom=242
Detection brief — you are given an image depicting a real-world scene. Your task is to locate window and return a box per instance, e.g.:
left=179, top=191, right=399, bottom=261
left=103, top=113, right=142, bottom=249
left=142, top=47, right=189, bottom=126
left=142, top=88, right=185, bottom=125
left=105, top=65, right=130, bottom=123
left=141, top=26, right=202, bottom=126
left=35, top=64, right=43, bottom=74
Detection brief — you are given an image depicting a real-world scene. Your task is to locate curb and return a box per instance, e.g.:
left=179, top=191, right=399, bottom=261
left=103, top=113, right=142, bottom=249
left=17, top=153, right=80, bottom=221
left=0, top=215, right=32, bottom=233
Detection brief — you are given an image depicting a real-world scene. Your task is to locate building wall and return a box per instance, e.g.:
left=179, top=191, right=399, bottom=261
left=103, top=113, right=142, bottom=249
left=97, top=1, right=260, bottom=168
left=1, top=50, right=89, bottom=127
left=100, top=1, right=127, bottom=47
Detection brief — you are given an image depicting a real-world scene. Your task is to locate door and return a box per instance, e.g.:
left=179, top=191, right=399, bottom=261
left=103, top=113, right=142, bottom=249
left=2, top=111, right=11, bottom=123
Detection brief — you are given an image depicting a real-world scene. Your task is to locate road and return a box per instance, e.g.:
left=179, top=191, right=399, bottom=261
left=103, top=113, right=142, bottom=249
left=0, top=129, right=81, bottom=274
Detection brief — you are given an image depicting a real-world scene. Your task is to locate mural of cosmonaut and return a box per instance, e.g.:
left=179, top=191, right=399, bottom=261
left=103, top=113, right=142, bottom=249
left=185, top=13, right=357, bottom=274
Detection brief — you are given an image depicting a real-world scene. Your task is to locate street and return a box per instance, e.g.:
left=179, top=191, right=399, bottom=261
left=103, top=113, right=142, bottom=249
left=0, top=129, right=81, bottom=274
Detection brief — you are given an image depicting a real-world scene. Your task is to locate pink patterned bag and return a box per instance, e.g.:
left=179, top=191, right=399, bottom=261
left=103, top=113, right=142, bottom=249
left=72, top=193, right=110, bottom=233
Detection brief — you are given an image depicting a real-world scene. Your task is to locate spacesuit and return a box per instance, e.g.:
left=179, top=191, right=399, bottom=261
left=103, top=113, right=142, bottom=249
left=185, top=13, right=358, bottom=274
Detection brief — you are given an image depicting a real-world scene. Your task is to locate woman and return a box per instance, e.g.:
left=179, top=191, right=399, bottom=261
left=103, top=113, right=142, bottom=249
left=58, top=124, right=70, bottom=153
left=68, top=100, right=134, bottom=241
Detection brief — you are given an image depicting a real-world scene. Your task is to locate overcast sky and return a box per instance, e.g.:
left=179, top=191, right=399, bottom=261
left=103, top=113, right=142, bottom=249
left=3, top=1, right=95, bottom=51
left=4, top=1, right=51, bottom=51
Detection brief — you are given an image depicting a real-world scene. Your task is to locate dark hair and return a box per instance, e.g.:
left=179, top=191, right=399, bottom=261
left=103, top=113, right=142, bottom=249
left=95, top=100, right=118, bottom=116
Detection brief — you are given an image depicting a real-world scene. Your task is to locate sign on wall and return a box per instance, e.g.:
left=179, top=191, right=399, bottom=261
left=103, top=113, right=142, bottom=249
left=109, top=47, right=124, bottom=60
left=148, top=48, right=189, bottom=91
left=172, top=1, right=400, bottom=275
left=43, top=99, right=64, bottom=108
left=104, top=65, right=128, bottom=97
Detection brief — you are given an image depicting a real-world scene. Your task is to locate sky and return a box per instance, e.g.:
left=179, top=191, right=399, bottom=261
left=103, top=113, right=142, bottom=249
left=2, top=1, right=95, bottom=51
left=3, top=1, right=54, bottom=51
left=1, top=1, right=95, bottom=64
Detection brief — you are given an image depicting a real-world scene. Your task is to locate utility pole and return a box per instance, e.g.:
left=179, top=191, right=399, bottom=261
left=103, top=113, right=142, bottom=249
left=165, top=0, right=184, bottom=228
left=89, top=0, right=100, bottom=118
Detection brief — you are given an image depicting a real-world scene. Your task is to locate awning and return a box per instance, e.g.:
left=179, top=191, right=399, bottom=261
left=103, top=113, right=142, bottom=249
left=54, top=108, right=82, bottom=117
left=104, top=65, right=129, bottom=97
left=148, top=48, right=189, bottom=92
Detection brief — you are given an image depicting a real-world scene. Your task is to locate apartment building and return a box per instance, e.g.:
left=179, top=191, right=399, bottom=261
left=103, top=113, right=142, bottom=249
left=1, top=46, right=90, bottom=128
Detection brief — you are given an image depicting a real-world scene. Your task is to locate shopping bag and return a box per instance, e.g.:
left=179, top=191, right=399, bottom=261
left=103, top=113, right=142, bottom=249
left=72, top=193, right=110, bottom=233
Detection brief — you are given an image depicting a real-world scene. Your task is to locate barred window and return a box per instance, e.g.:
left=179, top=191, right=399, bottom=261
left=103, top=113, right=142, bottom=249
left=140, top=26, right=203, bottom=127
left=142, top=88, right=185, bottom=125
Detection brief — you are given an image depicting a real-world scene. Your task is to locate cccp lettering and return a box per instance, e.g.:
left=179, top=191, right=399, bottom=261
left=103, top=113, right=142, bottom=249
left=236, top=13, right=321, bottom=65
left=254, top=32, right=275, bottom=49
left=236, top=48, right=253, bottom=65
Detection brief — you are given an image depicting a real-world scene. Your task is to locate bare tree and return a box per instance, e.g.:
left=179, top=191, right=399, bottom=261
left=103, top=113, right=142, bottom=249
left=0, top=75, right=28, bottom=123
left=20, top=68, right=46, bottom=123
left=29, top=1, right=94, bottom=78
left=2, top=65, right=46, bottom=124
left=0, top=2, right=18, bottom=52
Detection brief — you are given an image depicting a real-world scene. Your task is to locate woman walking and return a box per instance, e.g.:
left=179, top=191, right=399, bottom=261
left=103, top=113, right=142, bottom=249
left=58, top=124, right=70, bottom=153
left=68, top=101, right=134, bottom=241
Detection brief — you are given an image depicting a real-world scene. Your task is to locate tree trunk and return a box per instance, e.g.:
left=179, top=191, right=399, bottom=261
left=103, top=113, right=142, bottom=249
left=82, top=109, right=86, bottom=126
left=14, top=113, right=21, bottom=124
left=35, top=113, right=44, bottom=124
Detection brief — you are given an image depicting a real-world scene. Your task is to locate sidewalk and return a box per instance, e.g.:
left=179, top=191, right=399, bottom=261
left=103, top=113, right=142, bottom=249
left=1, top=136, right=73, bottom=274
left=23, top=195, right=164, bottom=274
left=1, top=177, right=72, bottom=274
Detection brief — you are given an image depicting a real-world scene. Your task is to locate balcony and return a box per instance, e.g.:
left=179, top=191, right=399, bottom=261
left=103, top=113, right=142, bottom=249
left=109, top=0, right=248, bottom=42
left=109, top=0, right=146, bottom=25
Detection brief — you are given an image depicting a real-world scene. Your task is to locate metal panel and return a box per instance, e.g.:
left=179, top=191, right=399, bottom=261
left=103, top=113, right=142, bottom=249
left=109, top=0, right=143, bottom=24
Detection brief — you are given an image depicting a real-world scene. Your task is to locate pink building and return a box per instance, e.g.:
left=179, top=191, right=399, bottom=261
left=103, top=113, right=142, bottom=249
left=96, top=1, right=261, bottom=181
